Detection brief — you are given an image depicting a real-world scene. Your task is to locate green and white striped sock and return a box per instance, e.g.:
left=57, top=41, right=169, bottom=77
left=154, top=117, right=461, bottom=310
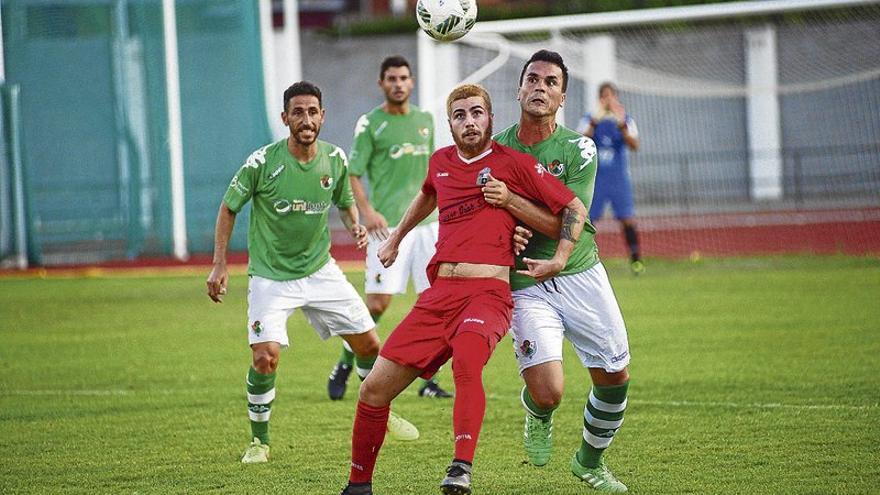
left=246, top=367, right=276, bottom=445
left=339, top=340, right=355, bottom=367
left=354, top=354, right=376, bottom=381
left=577, top=381, right=628, bottom=468
left=521, top=385, right=557, bottom=419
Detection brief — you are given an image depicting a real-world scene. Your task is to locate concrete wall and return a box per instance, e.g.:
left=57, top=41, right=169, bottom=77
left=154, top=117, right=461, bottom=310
left=298, top=32, right=420, bottom=152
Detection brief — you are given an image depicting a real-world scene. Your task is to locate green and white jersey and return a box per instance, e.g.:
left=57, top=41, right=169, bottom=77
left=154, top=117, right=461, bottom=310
left=494, top=124, right=601, bottom=291
left=349, top=105, right=438, bottom=227
left=223, top=139, right=355, bottom=281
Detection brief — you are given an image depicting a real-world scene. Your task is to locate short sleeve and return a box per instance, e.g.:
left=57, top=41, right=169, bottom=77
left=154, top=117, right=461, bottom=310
left=222, top=146, right=267, bottom=213
left=331, top=147, right=355, bottom=209
left=563, top=135, right=598, bottom=210
left=508, top=154, right=575, bottom=214
left=625, top=116, right=639, bottom=139
left=348, top=114, right=373, bottom=177
left=575, top=113, right=593, bottom=134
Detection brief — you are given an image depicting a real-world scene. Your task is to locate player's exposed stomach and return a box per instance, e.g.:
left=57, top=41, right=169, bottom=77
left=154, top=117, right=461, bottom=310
left=436, top=262, right=509, bottom=282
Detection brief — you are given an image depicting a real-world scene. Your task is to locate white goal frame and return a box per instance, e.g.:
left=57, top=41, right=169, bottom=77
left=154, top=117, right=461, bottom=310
left=418, top=0, right=880, bottom=200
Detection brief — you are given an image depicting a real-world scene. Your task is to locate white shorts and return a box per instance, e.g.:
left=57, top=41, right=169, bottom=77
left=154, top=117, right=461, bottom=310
left=510, top=262, right=630, bottom=373
left=247, top=259, right=374, bottom=347
left=365, top=222, right=438, bottom=295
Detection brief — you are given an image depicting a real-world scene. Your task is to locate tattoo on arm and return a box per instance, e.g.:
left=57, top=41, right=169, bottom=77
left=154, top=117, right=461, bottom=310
left=561, top=207, right=581, bottom=242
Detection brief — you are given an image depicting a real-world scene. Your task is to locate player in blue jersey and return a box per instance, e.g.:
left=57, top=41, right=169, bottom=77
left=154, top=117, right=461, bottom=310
left=578, top=82, right=644, bottom=274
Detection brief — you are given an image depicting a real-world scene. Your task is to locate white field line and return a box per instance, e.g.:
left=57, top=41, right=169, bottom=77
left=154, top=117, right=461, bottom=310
left=2, top=389, right=878, bottom=412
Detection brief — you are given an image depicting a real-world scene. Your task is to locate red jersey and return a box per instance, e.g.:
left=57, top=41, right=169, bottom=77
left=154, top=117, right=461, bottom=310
left=421, top=141, right=575, bottom=280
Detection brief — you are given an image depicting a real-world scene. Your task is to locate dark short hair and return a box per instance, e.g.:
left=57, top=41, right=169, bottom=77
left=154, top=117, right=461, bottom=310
left=519, top=49, right=569, bottom=92
left=380, top=55, right=411, bottom=80
left=599, top=81, right=618, bottom=95
left=283, top=81, right=322, bottom=112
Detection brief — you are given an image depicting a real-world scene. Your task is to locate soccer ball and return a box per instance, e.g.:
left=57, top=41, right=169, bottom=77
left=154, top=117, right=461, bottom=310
left=416, top=0, right=478, bottom=42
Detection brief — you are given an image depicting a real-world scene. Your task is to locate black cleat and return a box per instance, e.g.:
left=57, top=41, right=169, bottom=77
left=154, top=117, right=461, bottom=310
left=440, top=461, right=472, bottom=494
left=340, top=482, right=372, bottom=495
left=419, top=380, right=453, bottom=398
left=328, top=363, right=353, bottom=401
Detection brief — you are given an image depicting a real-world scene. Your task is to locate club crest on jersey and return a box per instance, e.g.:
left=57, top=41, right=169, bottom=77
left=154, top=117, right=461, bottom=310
left=320, top=175, right=333, bottom=190
left=251, top=321, right=263, bottom=336
left=546, top=160, right=565, bottom=177
left=519, top=339, right=536, bottom=359
left=476, top=167, right=492, bottom=186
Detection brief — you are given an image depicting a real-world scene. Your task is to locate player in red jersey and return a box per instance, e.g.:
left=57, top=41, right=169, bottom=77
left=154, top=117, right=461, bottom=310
left=340, top=84, right=589, bottom=495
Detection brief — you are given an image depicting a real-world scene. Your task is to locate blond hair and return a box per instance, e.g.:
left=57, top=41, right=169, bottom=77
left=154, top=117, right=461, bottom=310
left=446, top=83, right=492, bottom=117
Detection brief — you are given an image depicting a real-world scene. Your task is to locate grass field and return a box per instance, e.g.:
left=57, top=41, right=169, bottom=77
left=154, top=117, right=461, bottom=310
left=1, top=256, right=879, bottom=494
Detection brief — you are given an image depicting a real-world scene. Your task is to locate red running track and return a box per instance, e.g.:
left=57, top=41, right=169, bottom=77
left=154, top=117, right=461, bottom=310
left=3, top=208, right=877, bottom=276
left=591, top=207, right=880, bottom=258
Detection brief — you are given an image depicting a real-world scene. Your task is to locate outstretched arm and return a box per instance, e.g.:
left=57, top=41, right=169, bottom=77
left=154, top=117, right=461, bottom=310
left=378, top=191, right=437, bottom=267
left=206, top=203, right=237, bottom=303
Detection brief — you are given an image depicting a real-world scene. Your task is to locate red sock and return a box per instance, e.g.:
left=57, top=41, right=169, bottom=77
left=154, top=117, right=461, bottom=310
left=450, top=332, right=492, bottom=463
left=349, top=400, right=390, bottom=484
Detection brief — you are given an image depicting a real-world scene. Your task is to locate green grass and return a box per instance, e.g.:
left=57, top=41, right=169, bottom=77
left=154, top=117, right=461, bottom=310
left=1, top=256, right=879, bottom=494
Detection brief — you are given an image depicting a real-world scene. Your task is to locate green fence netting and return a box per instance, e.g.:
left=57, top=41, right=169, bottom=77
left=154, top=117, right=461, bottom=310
left=1, top=0, right=270, bottom=265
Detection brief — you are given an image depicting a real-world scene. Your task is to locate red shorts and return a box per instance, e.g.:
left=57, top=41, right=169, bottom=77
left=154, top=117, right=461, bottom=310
left=380, top=277, right=513, bottom=379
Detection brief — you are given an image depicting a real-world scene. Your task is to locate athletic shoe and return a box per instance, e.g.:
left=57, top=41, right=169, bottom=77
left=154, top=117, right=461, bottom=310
left=240, top=437, right=270, bottom=463
left=523, top=413, right=553, bottom=466
left=419, top=380, right=453, bottom=398
left=630, top=260, right=645, bottom=276
left=570, top=454, right=628, bottom=492
left=386, top=410, right=419, bottom=441
left=340, top=482, right=373, bottom=495
left=328, top=362, right=353, bottom=401
left=440, top=461, right=472, bottom=494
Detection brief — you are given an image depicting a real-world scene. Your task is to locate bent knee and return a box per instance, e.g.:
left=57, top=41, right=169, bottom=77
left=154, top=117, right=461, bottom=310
left=531, top=388, right=563, bottom=410
left=252, top=352, right=278, bottom=374
left=348, top=333, right=381, bottom=357
left=367, top=301, right=389, bottom=318
left=357, top=338, right=381, bottom=357
left=357, top=377, right=389, bottom=407
left=366, top=295, right=392, bottom=317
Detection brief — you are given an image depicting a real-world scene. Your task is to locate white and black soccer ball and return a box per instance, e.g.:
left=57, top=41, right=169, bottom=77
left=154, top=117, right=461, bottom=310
left=416, top=0, right=478, bottom=42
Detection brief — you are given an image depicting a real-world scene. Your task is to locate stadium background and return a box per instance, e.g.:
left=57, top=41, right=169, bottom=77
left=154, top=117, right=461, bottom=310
left=1, top=2, right=879, bottom=494
left=1, top=0, right=878, bottom=268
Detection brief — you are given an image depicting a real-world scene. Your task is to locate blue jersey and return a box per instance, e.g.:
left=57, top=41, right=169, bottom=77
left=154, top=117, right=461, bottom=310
left=578, top=113, right=640, bottom=220
left=579, top=113, right=638, bottom=179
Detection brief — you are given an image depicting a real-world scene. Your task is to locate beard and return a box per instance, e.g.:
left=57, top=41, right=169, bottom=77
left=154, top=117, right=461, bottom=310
left=386, top=90, right=409, bottom=104
left=453, top=121, right=493, bottom=157
left=292, top=124, right=320, bottom=146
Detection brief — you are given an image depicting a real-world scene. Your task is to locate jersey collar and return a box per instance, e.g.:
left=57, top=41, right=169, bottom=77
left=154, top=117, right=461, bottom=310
left=457, top=147, right=493, bottom=164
